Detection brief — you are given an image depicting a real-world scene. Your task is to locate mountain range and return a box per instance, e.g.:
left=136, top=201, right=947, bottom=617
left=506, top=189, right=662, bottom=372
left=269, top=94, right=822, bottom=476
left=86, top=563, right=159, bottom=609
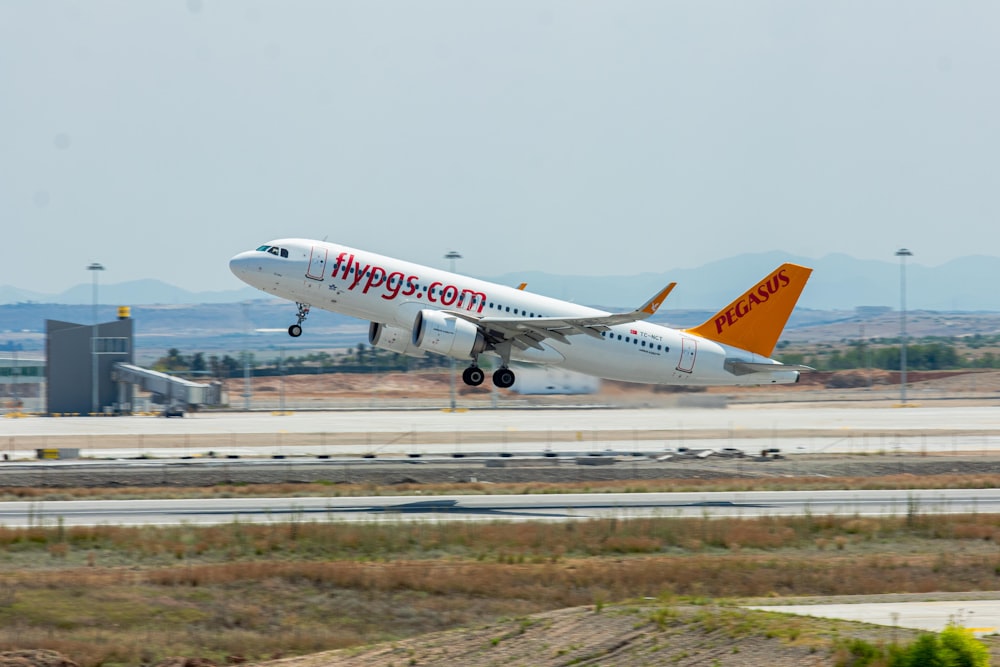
left=1, top=252, right=997, bottom=311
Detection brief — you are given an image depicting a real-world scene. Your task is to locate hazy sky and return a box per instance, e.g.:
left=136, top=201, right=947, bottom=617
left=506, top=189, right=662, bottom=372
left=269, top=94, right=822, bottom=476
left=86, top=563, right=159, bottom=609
left=2, top=1, right=998, bottom=294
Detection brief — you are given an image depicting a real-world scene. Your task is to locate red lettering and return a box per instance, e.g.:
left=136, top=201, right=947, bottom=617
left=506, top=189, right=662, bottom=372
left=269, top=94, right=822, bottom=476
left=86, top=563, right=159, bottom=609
left=382, top=271, right=405, bottom=300
left=334, top=255, right=490, bottom=312
left=401, top=275, right=418, bottom=297
left=349, top=262, right=369, bottom=290
left=333, top=252, right=348, bottom=278
left=711, top=269, right=797, bottom=335
left=427, top=281, right=443, bottom=303
left=363, top=266, right=387, bottom=294
left=440, top=284, right=458, bottom=306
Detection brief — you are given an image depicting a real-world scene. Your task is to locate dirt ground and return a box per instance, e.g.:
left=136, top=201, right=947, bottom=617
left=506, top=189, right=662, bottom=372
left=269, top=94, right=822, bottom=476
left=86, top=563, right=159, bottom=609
left=256, top=601, right=1000, bottom=667
left=224, top=370, right=1000, bottom=667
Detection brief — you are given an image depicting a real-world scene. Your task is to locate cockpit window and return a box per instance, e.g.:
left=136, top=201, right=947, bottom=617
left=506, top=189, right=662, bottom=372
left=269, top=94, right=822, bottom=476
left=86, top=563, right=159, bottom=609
left=257, top=245, right=290, bottom=258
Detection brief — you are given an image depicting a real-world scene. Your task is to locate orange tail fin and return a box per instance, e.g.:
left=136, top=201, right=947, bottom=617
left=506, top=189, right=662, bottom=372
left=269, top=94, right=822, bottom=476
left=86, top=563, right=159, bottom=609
left=684, top=263, right=812, bottom=357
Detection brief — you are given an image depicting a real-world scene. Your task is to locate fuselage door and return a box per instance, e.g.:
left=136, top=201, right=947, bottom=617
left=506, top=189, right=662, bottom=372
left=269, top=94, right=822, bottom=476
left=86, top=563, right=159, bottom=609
left=676, top=337, right=697, bottom=373
left=306, top=246, right=328, bottom=281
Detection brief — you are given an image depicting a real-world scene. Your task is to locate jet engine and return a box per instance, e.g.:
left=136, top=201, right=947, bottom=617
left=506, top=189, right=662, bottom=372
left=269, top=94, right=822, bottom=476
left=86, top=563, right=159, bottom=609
left=411, top=309, right=487, bottom=359
left=369, top=322, right=425, bottom=357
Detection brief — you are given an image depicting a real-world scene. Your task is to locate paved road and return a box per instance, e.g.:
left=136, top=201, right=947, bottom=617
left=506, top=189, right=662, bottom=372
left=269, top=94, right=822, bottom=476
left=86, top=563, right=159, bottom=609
left=7, top=404, right=1000, bottom=436
left=6, top=405, right=1000, bottom=459
left=748, top=599, right=1000, bottom=635
left=4, top=488, right=998, bottom=527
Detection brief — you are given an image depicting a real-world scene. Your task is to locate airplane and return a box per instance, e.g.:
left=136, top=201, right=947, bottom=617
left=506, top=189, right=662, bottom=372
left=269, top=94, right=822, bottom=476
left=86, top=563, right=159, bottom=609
left=229, top=240, right=813, bottom=389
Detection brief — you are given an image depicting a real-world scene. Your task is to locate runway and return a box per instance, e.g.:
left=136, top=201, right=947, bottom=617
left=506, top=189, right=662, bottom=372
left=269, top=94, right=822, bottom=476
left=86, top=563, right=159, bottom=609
left=3, top=488, right=998, bottom=527
left=748, top=598, right=1000, bottom=635
left=5, top=404, right=1000, bottom=459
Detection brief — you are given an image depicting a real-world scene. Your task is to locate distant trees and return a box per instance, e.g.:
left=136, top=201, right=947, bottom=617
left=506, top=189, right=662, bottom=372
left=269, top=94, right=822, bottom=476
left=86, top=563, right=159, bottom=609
left=778, top=340, right=1000, bottom=372
left=148, top=346, right=450, bottom=378
left=153, top=349, right=243, bottom=377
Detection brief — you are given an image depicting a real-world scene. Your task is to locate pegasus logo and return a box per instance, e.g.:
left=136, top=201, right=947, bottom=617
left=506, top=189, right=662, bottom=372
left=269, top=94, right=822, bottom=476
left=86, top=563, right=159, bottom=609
left=712, top=269, right=791, bottom=334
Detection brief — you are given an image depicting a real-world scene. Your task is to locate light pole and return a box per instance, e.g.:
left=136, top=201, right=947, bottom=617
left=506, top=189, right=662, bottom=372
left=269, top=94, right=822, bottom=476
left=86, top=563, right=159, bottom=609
left=87, top=262, right=105, bottom=414
left=445, top=251, right=462, bottom=410
left=895, top=248, right=912, bottom=404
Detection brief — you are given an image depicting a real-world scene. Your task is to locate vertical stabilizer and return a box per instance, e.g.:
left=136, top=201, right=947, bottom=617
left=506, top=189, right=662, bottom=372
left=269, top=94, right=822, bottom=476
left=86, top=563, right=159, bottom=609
left=685, top=263, right=812, bottom=357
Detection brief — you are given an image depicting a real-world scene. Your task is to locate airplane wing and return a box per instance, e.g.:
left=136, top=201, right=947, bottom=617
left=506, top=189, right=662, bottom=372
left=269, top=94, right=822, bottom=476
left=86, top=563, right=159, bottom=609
left=448, top=283, right=676, bottom=352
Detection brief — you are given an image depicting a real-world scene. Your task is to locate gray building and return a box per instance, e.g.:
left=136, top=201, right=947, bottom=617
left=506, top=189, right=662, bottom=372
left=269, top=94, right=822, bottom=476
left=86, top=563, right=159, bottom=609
left=46, top=317, right=133, bottom=415
left=0, top=351, right=44, bottom=413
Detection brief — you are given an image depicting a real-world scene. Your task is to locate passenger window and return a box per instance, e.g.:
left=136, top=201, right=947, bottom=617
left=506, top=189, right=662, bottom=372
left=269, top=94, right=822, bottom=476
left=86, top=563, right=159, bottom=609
left=617, top=335, right=622, bottom=340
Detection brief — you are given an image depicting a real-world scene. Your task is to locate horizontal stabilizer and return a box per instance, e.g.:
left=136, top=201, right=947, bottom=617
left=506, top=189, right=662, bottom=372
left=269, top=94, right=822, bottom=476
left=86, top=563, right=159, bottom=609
left=724, top=360, right=815, bottom=376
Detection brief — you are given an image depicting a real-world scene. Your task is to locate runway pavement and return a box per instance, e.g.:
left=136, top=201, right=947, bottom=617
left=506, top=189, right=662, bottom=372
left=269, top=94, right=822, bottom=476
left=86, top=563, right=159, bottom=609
left=4, top=488, right=999, bottom=527
left=4, top=404, right=1000, bottom=459
left=748, top=598, right=1000, bottom=635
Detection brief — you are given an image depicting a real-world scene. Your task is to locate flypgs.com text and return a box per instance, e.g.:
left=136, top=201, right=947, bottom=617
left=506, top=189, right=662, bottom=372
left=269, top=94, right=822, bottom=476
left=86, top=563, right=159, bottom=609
left=712, top=268, right=792, bottom=334
left=333, top=253, right=488, bottom=313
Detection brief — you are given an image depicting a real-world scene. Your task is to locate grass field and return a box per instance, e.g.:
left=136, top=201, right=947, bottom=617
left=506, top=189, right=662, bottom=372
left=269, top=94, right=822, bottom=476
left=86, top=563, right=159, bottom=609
left=2, top=480, right=1000, bottom=665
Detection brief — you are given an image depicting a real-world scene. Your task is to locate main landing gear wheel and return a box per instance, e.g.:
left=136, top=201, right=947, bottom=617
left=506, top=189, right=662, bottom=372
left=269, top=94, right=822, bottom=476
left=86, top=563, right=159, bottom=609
left=493, top=367, right=516, bottom=389
left=462, top=366, right=485, bottom=387
left=288, top=302, right=311, bottom=338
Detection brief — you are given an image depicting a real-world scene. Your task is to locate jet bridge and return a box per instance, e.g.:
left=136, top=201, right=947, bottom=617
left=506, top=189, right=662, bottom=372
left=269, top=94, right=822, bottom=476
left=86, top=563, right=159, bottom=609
left=111, top=363, right=222, bottom=417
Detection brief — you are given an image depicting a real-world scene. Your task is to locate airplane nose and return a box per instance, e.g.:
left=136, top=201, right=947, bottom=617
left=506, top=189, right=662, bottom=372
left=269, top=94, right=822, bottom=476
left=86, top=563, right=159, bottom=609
left=229, top=251, right=255, bottom=280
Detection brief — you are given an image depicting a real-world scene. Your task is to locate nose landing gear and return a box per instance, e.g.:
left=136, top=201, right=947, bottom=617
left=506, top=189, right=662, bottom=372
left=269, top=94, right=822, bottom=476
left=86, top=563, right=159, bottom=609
left=288, top=302, right=311, bottom=337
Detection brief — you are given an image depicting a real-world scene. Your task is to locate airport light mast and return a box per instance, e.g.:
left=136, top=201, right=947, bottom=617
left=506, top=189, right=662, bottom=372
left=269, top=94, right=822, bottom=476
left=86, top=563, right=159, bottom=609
left=895, top=248, right=912, bottom=404
left=87, top=262, right=105, bottom=414
left=445, top=251, right=462, bottom=411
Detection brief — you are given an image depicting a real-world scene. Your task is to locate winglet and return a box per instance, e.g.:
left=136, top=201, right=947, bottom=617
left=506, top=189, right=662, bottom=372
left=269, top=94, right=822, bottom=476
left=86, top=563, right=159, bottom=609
left=640, top=283, right=676, bottom=316
left=685, top=263, right=812, bottom=357
left=516, top=282, right=528, bottom=291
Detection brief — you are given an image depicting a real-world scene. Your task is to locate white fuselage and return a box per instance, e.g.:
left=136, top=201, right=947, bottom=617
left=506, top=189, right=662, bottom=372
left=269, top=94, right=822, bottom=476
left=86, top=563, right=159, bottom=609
left=229, top=238, right=799, bottom=386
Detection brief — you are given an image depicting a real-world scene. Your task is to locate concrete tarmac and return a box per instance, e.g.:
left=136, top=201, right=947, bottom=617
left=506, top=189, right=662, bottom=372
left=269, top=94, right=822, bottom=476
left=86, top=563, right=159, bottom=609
left=748, top=598, right=1000, bottom=635
left=4, top=404, right=1000, bottom=459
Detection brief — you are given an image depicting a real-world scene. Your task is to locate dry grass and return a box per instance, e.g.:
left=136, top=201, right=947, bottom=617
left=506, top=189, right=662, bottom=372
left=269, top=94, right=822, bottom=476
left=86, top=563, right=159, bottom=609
left=3, top=471, right=1000, bottom=502
left=0, top=512, right=999, bottom=665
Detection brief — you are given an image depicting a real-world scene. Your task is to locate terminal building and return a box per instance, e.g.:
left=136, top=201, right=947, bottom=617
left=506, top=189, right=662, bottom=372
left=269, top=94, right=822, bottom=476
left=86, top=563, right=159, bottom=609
left=46, top=311, right=134, bottom=415
left=0, top=307, right=221, bottom=417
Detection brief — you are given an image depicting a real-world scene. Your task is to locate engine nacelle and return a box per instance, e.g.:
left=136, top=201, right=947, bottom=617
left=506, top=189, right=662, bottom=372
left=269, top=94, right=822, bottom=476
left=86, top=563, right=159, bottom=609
left=369, top=322, right=425, bottom=357
left=411, top=309, right=487, bottom=359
